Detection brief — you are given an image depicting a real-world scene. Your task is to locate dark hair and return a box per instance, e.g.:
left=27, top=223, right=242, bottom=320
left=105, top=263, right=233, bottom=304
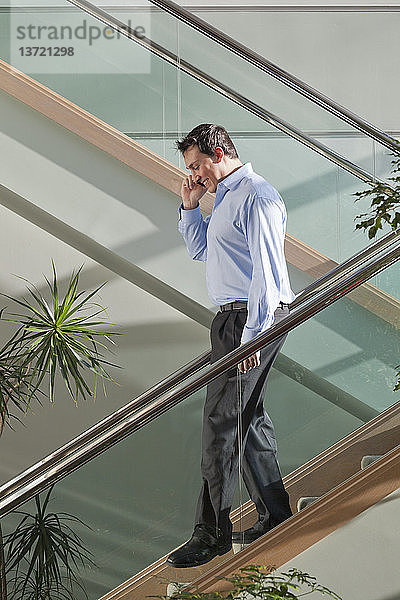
left=176, top=124, right=239, bottom=159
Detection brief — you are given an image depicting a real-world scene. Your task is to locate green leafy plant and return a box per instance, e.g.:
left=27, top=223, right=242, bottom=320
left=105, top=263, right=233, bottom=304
left=3, top=485, right=95, bottom=600
left=159, top=565, right=342, bottom=600
left=394, top=371, right=400, bottom=393
left=354, top=143, right=400, bottom=392
left=354, top=142, right=400, bottom=239
left=0, top=262, right=120, bottom=433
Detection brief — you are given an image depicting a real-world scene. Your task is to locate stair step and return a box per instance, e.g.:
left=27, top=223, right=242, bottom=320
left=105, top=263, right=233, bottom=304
left=361, top=455, right=383, bottom=470
left=167, top=582, right=189, bottom=597
left=232, top=541, right=248, bottom=553
left=297, top=455, right=383, bottom=513
left=297, top=496, right=320, bottom=512
left=169, top=455, right=387, bottom=585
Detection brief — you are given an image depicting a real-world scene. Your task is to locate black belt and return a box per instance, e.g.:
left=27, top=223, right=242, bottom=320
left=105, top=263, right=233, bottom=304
left=219, top=301, right=289, bottom=312
left=219, top=301, right=248, bottom=312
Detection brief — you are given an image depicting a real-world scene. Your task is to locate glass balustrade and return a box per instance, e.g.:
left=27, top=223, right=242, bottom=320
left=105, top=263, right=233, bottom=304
left=1, top=6, right=399, bottom=596
left=0, top=208, right=211, bottom=485
left=199, top=7, right=399, bottom=135
left=1, top=253, right=399, bottom=599
left=1, top=0, right=397, bottom=276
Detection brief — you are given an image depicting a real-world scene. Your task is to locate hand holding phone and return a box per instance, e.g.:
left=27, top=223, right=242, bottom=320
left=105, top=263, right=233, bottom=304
left=181, top=175, right=208, bottom=209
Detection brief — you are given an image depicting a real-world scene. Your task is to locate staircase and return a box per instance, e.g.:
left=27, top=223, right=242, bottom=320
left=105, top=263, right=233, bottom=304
left=0, top=2, right=399, bottom=599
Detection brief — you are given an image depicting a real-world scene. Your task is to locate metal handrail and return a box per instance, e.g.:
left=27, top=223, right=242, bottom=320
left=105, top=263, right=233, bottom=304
left=0, top=226, right=398, bottom=507
left=0, top=351, right=210, bottom=495
left=149, top=0, right=399, bottom=154
left=66, top=0, right=383, bottom=186
left=1, top=239, right=399, bottom=517
left=0, top=0, right=398, bottom=516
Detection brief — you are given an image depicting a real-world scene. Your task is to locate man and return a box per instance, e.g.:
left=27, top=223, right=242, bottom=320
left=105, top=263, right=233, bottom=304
left=167, top=124, right=295, bottom=569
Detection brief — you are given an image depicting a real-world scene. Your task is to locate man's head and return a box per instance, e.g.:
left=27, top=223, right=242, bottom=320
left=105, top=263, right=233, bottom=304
left=176, top=124, right=240, bottom=193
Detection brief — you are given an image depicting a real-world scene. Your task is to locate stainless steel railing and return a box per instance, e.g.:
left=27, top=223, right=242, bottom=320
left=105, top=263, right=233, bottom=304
left=149, top=0, right=399, bottom=154
left=0, top=223, right=397, bottom=512
left=1, top=235, right=399, bottom=517
left=0, top=225, right=397, bottom=508
left=1, top=0, right=399, bottom=517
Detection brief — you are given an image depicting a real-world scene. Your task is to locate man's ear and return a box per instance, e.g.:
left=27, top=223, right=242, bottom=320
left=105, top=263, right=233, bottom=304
left=213, top=147, right=224, bottom=163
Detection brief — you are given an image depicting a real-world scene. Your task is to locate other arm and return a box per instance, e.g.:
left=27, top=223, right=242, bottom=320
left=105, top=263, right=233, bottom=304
left=239, top=194, right=287, bottom=372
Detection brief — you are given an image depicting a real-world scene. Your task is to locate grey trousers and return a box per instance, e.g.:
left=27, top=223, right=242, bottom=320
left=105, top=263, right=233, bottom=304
left=194, top=305, right=292, bottom=543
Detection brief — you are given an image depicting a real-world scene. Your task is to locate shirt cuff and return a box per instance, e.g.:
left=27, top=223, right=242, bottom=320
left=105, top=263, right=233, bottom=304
left=240, top=328, right=259, bottom=346
left=178, top=203, right=202, bottom=224
left=240, top=315, right=275, bottom=345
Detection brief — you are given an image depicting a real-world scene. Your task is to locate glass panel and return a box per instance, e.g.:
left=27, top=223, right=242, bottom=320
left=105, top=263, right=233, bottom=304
left=198, top=9, right=400, bottom=134
left=285, top=262, right=400, bottom=415
left=1, top=259, right=398, bottom=598
left=373, top=259, right=400, bottom=303
left=0, top=208, right=210, bottom=484
left=2, top=0, right=173, bottom=151
left=134, top=3, right=394, bottom=176
left=2, top=12, right=399, bottom=595
left=1, top=0, right=396, bottom=291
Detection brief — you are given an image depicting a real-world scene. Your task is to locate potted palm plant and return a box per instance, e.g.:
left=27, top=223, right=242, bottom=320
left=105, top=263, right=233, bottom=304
left=0, top=261, right=120, bottom=434
left=0, top=261, right=121, bottom=600
left=3, top=485, right=95, bottom=600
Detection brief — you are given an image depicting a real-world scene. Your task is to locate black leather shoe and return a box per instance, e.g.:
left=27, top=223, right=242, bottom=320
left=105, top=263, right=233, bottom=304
left=232, top=516, right=278, bottom=544
left=166, top=525, right=232, bottom=568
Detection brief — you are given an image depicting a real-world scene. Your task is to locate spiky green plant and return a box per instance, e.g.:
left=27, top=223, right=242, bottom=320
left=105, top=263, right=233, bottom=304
left=158, top=565, right=342, bottom=600
left=0, top=262, right=120, bottom=431
left=0, top=522, right=6, bottom=600
left=0, top=314, right=43, bottom=436
left=3, top=486, right=95, bottom=600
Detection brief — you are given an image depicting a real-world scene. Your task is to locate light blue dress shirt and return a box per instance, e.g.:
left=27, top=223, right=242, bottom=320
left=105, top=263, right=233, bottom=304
left=178, top=163, right=295, bottom=344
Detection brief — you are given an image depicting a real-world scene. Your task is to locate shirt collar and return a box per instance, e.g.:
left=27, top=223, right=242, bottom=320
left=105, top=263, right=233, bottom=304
left=217, top=162, right=253, bottom=193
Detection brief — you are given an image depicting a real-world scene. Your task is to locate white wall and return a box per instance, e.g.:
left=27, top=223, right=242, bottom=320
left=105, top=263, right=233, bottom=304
left=280, top=488, right=400, bottom=600
left=0, top=89, right=211, bottom=308
left=0, top=206, right=210, bottom=599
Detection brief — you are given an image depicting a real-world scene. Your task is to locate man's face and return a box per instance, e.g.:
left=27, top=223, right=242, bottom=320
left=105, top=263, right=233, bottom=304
left=183, top=145, right=222, bottom=194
